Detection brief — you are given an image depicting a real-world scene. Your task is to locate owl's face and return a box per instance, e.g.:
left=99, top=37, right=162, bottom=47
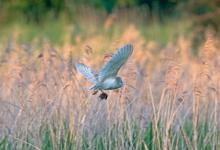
left=116, top=77, right=124, bottom=87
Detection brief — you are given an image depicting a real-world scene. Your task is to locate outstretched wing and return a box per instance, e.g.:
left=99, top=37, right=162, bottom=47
left=75, top=63, right=97, bottom=84
left=98, top=44, right=133, bottom=82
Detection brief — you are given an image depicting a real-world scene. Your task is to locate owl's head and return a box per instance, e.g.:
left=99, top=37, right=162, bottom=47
left=116, top=76, right=124, bottom=87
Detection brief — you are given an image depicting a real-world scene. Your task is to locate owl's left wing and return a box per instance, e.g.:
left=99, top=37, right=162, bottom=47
left=98, top=44, right=133, bottom=82
left=75, top=63, right=97, bottom=84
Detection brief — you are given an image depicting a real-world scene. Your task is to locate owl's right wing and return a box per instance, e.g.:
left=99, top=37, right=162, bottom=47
left=75, top=63, right=97, bottom=84
left=98, top=44, right=133, bottom=82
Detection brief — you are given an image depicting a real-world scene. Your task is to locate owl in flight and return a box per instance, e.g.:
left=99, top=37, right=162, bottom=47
left=75, top=44, right=133, bottom=99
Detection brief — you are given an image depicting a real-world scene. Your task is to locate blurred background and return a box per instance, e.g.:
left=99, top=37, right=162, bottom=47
left=0, top=0, right=219, bottom=54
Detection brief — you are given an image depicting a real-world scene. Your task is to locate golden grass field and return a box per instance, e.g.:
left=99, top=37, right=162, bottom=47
left=0, top=23, right=219, bottom=149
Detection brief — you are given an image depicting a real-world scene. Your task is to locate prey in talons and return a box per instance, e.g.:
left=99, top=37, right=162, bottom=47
left=92, top=90, right=108, bottom=100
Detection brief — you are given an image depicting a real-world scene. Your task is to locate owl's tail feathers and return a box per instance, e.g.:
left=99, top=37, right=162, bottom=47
left=89, top=84, right=100, bottom=91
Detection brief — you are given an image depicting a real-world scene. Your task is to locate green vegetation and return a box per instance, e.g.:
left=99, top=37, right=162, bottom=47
left=0, top=16, right=190, bottom=48
left=0, top=0, right=219, bottom=50
left=0, top=0, right=218, bottom=51
left=0, top=119, right=218, bottom=149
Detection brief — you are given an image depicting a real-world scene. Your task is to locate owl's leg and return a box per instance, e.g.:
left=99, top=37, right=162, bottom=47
left=92, top=90, right=98, bottom=95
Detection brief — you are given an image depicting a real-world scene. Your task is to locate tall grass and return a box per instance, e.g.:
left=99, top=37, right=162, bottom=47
left=0, top=12, right=219, bottom=149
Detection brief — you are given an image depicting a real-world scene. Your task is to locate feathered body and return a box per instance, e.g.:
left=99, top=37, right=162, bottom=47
left=90, top=76, right=124, bottom=90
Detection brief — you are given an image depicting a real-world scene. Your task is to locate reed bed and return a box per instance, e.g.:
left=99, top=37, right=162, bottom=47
left=0, top=26, right=219, bottom=150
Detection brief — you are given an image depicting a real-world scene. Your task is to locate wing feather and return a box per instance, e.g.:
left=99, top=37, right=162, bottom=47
left=98, top=44, right=133, bottom=82
left=75, top=63, right=97, bottom=84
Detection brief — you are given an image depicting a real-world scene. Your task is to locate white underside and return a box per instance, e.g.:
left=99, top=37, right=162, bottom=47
left=91, top=77, right=122, bottom=90
left=101, top=78, right=118, bottom=90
